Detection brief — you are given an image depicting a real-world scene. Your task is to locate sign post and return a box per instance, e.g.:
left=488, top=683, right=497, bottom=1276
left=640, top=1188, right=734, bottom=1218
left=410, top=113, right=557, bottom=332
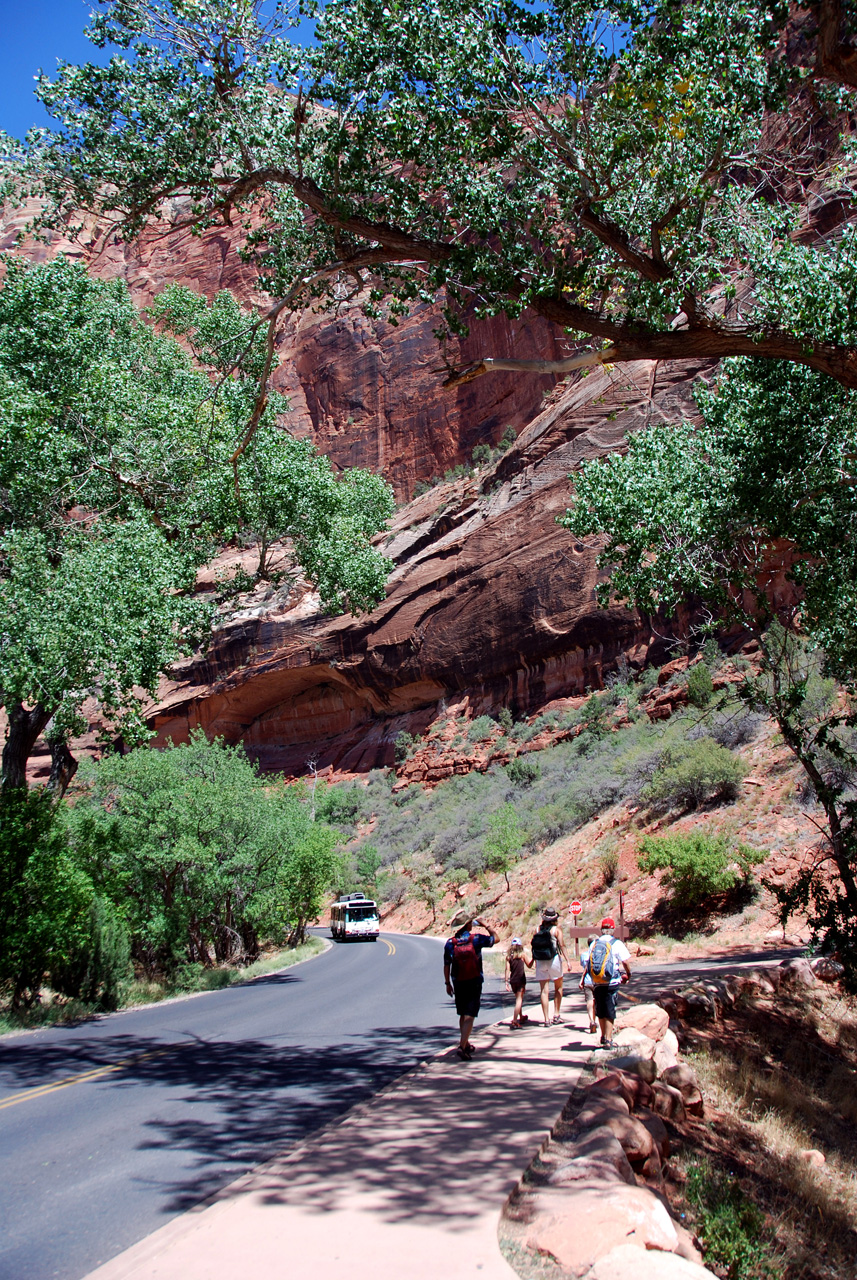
left=570, top=900, right=582, bottom=955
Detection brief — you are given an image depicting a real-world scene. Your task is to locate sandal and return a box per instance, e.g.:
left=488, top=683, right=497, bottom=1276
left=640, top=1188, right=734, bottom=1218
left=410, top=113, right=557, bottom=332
left=589, top=1022, right=598, bottom=1034
left=552, top=1016, right=565, bottom=1025
left=457, top=1046, right=470, bottom=1061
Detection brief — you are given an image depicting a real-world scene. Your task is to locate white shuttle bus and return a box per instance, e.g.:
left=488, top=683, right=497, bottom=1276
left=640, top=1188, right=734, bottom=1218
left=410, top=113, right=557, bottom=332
left=330, top=892, right=380, bottom=942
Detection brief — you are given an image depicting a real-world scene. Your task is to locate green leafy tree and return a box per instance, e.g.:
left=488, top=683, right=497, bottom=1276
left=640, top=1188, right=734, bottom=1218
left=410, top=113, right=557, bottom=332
left=564, top=359, right=857, bottom=982
left=355, top=844, right=382, bottom=892
left=0, top=259, right=393, bottom=796
left=639, top=831, right=765, bottom=910
left=484, top=801, right=524, bottom=892
left=69, top=731, right=341, bottom=971
left=13, top=0, right=857, bottom=405
left=273, top=823, right=342, bottom=945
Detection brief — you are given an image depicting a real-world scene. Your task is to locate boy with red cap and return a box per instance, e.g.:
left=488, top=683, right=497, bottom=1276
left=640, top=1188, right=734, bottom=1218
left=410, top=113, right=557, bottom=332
left=584, top=916, right=632, bottom=1048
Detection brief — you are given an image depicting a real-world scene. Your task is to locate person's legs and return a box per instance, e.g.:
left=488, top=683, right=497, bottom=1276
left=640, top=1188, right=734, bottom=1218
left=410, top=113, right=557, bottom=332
left=553, top=976, right=564, bottom=1021
left=593, top=986, right=618, bottom=1044
left=585, top=987, right=597, bottom=1033
left=513, top=986, right=524, bottom=1025
left=459, top=1013, right=475, bottom=1050
left=539, top=979, right=551, bottom=1025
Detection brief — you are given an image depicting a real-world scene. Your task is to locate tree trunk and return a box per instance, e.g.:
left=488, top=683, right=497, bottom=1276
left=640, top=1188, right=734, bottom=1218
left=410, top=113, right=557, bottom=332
left=1, top=702, right=52, bottom=793
left=46, top=737, right=78, bottom=800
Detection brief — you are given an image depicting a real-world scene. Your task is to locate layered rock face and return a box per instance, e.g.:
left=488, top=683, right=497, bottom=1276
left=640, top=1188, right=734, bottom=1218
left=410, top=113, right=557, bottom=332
left=151, top=358, right=705, bottom=776
left=0, top=206, right=562, bottom=501
left=2, top=205, right=704, bottom=778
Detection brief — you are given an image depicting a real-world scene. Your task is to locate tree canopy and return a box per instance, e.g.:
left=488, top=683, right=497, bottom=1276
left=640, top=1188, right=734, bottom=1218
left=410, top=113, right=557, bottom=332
left=9, top=0, right=857, bottom=398
left=0, top=257, right=393, bottom=795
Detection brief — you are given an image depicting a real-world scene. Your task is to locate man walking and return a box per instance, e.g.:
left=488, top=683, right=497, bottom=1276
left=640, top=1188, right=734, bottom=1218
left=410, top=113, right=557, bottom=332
left=444, top=916, right=496, bottom=1061
left=585, top=916, right=631, bottom=1048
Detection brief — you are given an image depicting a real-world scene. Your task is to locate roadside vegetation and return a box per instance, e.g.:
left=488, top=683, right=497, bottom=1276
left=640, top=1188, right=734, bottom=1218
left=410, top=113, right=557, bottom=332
left=671, top=984, right=857, bottom=1280
left=0, top=733, right=341, bottom=1029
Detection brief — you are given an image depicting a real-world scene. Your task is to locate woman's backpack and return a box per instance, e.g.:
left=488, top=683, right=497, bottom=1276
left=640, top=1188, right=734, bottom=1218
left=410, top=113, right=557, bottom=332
left=531, top=926, right=557, bottom=961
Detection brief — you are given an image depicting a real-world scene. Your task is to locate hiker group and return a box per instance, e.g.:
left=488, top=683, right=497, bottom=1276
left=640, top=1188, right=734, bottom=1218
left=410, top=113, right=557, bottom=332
left=444, top=910, right=631, bottom=1059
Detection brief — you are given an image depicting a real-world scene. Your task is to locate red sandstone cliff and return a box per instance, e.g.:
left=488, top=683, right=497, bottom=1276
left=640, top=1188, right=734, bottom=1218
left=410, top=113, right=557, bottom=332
left=1, top=204, right=704, bottom=780
left=149, top=358, right=706, bottom=776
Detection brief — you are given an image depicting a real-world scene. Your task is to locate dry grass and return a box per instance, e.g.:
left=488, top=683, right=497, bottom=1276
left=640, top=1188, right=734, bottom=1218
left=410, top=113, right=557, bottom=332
left=674, top=986, right=857, bottom=1279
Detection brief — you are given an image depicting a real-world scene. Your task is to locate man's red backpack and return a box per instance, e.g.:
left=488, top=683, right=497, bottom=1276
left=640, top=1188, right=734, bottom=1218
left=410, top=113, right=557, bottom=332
left=452, top=935, right=481, bottom=980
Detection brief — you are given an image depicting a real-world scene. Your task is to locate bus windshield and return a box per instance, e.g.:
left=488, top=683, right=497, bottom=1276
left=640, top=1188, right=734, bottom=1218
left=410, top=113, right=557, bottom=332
left=346, top=905, right=378, bottom=921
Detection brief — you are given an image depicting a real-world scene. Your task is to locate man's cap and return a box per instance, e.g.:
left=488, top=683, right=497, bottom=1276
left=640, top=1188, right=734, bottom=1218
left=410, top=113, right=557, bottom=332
left=542, top=907, right=559, bottom=921
left=600, top=916, right=615, bottom=929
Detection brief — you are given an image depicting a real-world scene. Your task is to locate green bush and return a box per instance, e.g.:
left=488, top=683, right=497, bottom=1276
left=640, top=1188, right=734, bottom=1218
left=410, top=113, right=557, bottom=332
left=471, top=443, right=491, bottom=466
left=468, top=715, right=496, bottom=742
left=50, top=896, right=131, bottom=1011
left=580, top=693, right=610, bottom=738
left=0, top=792, right=98, bottom=1008
left=685, top=1158, right=776, bottom=1279
left=498, top=707, right=514, bottom=733
left=639, top=831, right=765, bottom=909
left=687, top=662, right=715, bottom=707
left=506, top=756, right=541, bottom=786
left=644, top=737, right=746, bottom=808
left=394, top=731, right=416, bottom=761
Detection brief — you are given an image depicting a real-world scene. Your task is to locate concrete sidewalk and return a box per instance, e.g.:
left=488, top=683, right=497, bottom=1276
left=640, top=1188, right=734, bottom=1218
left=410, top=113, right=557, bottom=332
left=85, top=1006, right=593, bottom=1280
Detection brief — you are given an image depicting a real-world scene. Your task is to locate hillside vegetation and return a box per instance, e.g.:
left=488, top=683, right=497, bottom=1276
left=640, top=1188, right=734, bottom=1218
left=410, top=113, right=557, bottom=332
left=321, top=647, right=838, bottom=953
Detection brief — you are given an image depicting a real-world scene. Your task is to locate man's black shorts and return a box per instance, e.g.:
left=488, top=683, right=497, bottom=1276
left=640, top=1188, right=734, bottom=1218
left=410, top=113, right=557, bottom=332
left=593, top=985, right=619, bottom=1021
left=453, top=978, right=483, bottom=1018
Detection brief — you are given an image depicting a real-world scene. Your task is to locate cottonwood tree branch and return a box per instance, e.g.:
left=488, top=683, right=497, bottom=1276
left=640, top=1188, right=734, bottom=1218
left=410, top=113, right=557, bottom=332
left=444, top=346, right=618, bottom=387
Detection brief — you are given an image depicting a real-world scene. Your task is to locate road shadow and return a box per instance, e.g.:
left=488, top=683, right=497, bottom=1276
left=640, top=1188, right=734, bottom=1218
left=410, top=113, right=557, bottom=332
left=0, top=1020, right=470, bottom=1212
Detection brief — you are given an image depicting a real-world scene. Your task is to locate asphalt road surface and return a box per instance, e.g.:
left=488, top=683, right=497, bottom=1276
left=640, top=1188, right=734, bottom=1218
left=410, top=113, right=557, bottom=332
left=0, top=933, right=507, bottom=1280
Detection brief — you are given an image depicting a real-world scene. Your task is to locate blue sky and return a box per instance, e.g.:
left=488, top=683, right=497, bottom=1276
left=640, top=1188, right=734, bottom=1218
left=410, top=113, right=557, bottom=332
left=0, top=0, right=310, bottom=142
left=0, top=1, right=107, bottom=140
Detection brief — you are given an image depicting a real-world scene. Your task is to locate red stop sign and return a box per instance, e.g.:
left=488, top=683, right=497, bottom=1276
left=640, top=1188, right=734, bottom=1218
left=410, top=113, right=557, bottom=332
left=570, top=900, right=582, bottom=916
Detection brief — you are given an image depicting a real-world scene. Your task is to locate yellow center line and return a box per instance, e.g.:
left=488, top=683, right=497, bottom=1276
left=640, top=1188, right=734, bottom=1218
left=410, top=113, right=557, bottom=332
left=383, top=939, right=396, bottom=956
left=0, top=1047, right=169, bottom=1112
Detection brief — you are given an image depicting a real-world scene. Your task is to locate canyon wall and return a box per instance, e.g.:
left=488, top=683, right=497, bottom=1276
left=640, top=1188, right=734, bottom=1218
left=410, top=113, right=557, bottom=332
left=150, top=358, right=706, bottom=777
left=1, top=204, right=705, bottom=780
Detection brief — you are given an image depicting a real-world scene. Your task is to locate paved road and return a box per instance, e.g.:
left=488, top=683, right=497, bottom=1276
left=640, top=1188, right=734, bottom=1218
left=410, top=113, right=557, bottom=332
left=0, top=933, right=507, bottom=1280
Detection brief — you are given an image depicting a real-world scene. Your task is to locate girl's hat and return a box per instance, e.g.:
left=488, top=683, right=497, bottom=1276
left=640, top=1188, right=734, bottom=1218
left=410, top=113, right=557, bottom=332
left=542, top=908, right=559, bottom=921
left=511, top=937, right=523, bottom=946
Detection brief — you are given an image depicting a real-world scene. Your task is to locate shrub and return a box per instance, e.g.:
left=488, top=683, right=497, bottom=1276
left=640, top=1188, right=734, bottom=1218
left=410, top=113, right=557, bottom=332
left=638, top=831, right=765, bottom=909
left=687, top=662, right=715, bottom=708
left=685, top=1158, right=776, bottom=1279
left=316, top=783, right=366, bottom=826
left=468, top=715, right=496, bottom=742
left=699, top=708, right=764, bottom=749
left=0, top=792, right=99, bottom=1008
left=599, top=846, right=620, bottom=887
left=639, top=665, right=659, bottom=692
left=471, top=443, right=491, bottom=466
left=498, top=707, right=514, bottom=733
left=506, top=756, right=541, bottom=786
left=378, top=871, right=409, bottom=905
left=394, top=731, right=416, bottom=761
left=644, top=737, right=747, bottom=809
left=580, top=693, right=610, bottom=738
left=50, top=896, right=131, bottom=1011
